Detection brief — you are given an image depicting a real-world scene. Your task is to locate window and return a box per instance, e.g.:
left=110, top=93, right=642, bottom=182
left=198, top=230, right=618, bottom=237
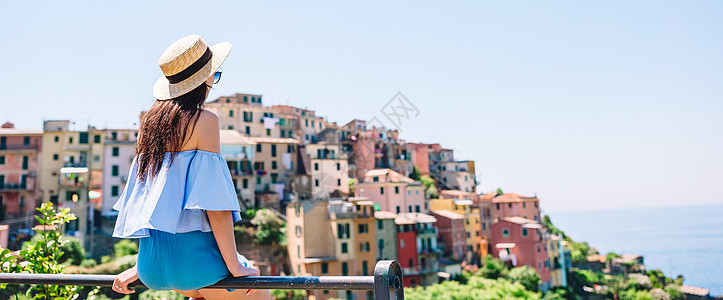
left=466, top=232, right=470, bottom=238
left=337, top=179, right=341, bottom=186
left=256, top=144, right=262, bottom=152
left=111, top=165, right=119, bottom=176
left=266, top=129, right=271, bottom=136
left=111, top=185, right=119, bottom=196
left=337, top=223, right=350, bottom=239
left=315, top=179, right=319, bottom=187
left=287, top=145, right=294, bottom=153
left=522, top=228, right=529, bottom=236
left=362, top=261, right=368, bottom=276
left=229, top=110, right=234, bottom=117
left=245, top=126, right=250, bottom=135
left=242, top=179, right=248, bottom=189
left=94, top=135, right=101, bottom=143
left=112, top=147, right=119, bottom=156
left=380, top=187, right=384, bottom=194
left=0, top=156, right=5, bottom=165
left=394, top=186, right=399, bottom=194
left=415, top=205, right=420, bottom=213
left=321, top=263, right=328, bottom=274
left=358, top=223, right=368, bottom=234
left=79, top=132, right=88, bottom=144
left=396, top=206, right=400, bottom=213
left=54, top=136, right=59, bottom=142
left=23, top=136, right=30, bottom=145
left=295, top=226, right=302, bottom=237
left=21, top=156, right=28, bottom=170
left=373, top=176, right=379, bottom=182
left=377, top=220, right=383, bottom=229
left=502, top=228, right=510, bottom=238
left=272, top=161, right=277, bottom=169
left=52, top=154, right=58, bottom=161
left=400, top=240, right=405, bottom=248
left=496, top=203, right=500, bottom=210
left=314, top=163, right=319, bottom=171
left=341, top=242, right=348, bottom=253
left=342, top=262, right=348, bottom=276
left=360, top=242, right=370, bottom=252
left=336, top=163, right=340, bottom=170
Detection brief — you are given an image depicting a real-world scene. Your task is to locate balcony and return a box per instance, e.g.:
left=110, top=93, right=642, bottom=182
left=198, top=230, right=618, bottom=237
left=230, top=169, right=254, bottom=176
left=0, top=143, right=40, bottom=152
left=0, top=182, right=32, bottom=191
left=63, top=162, right=88, bottom=168
left=58, top=168, right=89, bottom=187
left=417, top=227, right=438, bottom=235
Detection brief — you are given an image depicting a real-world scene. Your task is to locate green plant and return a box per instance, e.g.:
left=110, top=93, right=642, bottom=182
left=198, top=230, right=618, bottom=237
left=476, top=254, right=508, bottom=279
left=19, top=202, right=79, bottom=299
left=271, top=289, right=306, bottom=299
left=508, top=265, right=541, bottom=292
left=113, top=239, right=138, bottom=258
left=252, top=209, right=286, bottom=246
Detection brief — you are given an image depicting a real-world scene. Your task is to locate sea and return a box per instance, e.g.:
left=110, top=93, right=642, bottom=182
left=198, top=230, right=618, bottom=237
left=548, top=203, right=723, bottom=296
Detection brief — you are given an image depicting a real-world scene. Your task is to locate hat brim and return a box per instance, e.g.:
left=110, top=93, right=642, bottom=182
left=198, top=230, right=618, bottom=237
left=152, top=42, right=232, bottom=100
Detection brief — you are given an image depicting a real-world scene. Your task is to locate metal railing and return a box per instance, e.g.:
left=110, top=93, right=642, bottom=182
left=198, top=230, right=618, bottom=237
left=0, top=260, right=404, bottom=299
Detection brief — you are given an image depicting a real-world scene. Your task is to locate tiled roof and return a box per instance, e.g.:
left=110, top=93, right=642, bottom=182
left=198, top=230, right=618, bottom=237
left=395, top=212, right=437, bottom=225
left=0, top=128, right=43, bottom=135
left=680, top=285, right=711, bottom=296
left=430, top=210, right=464, bottom=220
left=364, top=169, right=415, bottom=183
left=220, top=130, right=256, bottom=145
left=374, top=211, right=398, bottom=219
left=491, top=193, right=538, bottom=203
left=249, top=137, right=300, bottom=144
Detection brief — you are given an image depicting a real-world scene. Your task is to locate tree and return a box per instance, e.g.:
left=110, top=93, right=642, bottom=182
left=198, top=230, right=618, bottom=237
left=603, top=275, right=626, bottom=300
left=409, top=167, right=421, bottom=181
left=252, top=209, right=286, bottom=246
left=476, top=254, right=508, bottom=279
left=496, top=188, right=504, bottom=195
left=509, top=266, right=541, bottom=292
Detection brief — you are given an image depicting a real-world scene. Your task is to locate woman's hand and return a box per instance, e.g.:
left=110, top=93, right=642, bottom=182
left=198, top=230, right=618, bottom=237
left=229, top=261, right=260, bottom=277
left=228, top=261, right=260, bottom=295
left=112, top=265, right=139, bottom=294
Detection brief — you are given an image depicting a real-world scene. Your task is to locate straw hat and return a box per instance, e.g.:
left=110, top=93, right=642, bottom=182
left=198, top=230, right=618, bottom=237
left=153, top=35, right=231, bottom=100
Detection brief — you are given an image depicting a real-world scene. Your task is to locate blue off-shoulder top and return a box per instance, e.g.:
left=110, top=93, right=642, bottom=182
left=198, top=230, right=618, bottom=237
left=112, top=149, right=243, bottom=239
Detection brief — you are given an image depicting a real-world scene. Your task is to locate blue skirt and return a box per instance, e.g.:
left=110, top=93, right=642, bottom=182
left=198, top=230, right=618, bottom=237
left=137, top=229, right=253, bottom=292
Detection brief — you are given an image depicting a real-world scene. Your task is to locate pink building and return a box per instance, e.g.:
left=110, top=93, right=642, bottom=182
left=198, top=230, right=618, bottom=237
left=406, top=143, right=430, bottom=175
left=430, top=210, right=466, bottom=260
left=353, top=169, right=426, bottom=214
left=490, top=217, right=550, bottom=284
left=0, top=123, right=43, bottom=226
left=488, top=193, right=541, bottom=223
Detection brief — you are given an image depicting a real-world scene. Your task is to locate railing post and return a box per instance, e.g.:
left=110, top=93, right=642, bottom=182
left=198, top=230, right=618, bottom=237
left=374, top=260, right=404, bottom=300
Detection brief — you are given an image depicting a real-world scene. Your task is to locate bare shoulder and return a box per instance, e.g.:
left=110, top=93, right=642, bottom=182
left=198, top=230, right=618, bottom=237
left=195, top=109, right=221, bottom=153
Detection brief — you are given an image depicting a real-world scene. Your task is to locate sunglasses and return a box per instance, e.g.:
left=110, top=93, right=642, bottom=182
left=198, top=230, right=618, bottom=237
left=213, top=67, right=223, bottom=84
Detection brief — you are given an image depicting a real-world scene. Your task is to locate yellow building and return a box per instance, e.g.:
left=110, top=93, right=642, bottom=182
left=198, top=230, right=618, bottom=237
left=287, top=198, right=376, bottom=300
left=430, top=190, right=486, bottom=263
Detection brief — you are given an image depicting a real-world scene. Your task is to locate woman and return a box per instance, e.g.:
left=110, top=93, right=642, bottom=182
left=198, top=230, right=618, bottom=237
left=111, top=35, right=271, bottom=300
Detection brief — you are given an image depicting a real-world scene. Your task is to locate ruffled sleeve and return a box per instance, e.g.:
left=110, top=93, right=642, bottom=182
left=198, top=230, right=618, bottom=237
left=112, top=150, right=243, bottom=239
left=183, top=151, right=243, bottom=219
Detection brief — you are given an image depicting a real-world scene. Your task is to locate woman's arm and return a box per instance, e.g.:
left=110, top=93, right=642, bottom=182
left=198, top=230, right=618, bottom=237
left=207, top=210, right=259, bottom=277
left=207, top=210, right=243, bottom=272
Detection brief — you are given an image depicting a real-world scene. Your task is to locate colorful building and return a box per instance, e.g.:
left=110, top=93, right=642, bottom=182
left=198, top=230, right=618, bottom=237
left=395, top=212, right=439, bottom=287
left=490, top=217, right=551, bottom=290
left=354, top=169, right=426, bottom=214
left=430, top=192, right=486, bottom=263
left=219, top=130, right=256, bottom=209
left=429, top=209, right=466, bottom=260
left=0, top=123, right=42, bottom=230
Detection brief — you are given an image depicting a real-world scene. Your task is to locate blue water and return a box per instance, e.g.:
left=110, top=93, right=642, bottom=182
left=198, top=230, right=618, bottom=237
left=548, top=204, right=723, bottom=296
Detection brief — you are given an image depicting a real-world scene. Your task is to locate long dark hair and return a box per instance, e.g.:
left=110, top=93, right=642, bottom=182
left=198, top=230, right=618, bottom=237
left=135, top=83, right=209, bottom=183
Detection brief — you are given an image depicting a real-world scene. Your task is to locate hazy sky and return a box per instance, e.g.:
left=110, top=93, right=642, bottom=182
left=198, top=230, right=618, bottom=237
left=1, top=1, right=721, bottom=212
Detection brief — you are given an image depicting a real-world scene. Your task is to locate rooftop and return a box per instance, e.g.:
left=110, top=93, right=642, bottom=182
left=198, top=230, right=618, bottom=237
left=491, top=193, right=539, bottom=203
left=430, top=210, right=464, bottom=220
left=374, top=211, right=398, bottom=220
left=364, top=169, right=416, bottom=183
left=220, top=130, right=256, bottom=145
left=395, top=212, right=437, bottom=225
left=249, top=137, right=300, bottom=144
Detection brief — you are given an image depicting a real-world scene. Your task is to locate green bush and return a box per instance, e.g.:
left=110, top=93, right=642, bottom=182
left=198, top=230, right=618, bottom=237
left=80, top=258, right=98, bottom=268
left=476, top=254, right=508, bottom=279
left=271, top=289, right=306, bottom=299
left=405, top=276, right=540, bottom=299
left=508, top=265, right=541, bottom=292
left=113, top=239, right=138, bottom=258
